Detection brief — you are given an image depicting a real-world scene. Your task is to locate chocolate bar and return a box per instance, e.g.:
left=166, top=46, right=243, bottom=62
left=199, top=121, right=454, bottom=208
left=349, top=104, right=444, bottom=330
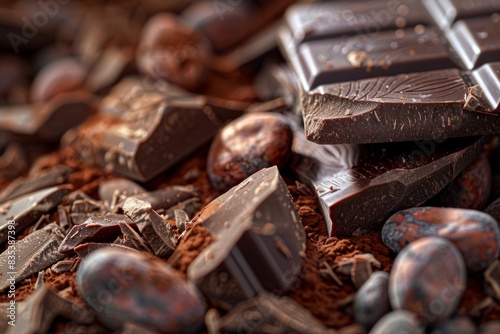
left=280, top=0, right=500, bottom=144
left=290, top=126, right=488, bottom=237
left=187, top=166, right=305, bottom=309
left=72, top=78, right=248, bottom=182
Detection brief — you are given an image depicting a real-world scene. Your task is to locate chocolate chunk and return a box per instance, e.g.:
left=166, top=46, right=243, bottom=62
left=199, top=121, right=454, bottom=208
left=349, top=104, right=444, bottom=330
left=447, top=17, right=500, bottom=70
left=0, top=185, right=71, bottom=244
left=123, top=198, right=178, bottom=258
left=215, top=292, right=330, bottom=334
left=424, top=0, right=500, bottom=29
left=0, top=92, right=93, bottom=143
left=11, top=283, right=94, bottom=334
left=0, top=223, right=65, bottom=291
left=51, top=258, right=79, bottom=274
left=73, top=80, right=248, bottom=182
left=133, top=185, right=200, bottom=213
left=74, top=242, right=138, bottom=258
left=284, top=0, right=433, bottom=46
left=98, top=178, right=146, bottom=208
left=115, top=221, right=153, bottom=253
left=0, top=165, right=71, bottom=204
left=187, top=166, right=305, bottom=309
left=301, top=64, right=500, bottom=144
left=58, top=214, right=138, bottom=254
left=291, top=126, right=488, bottom=236
left=0, top=142, right=27, bottom=181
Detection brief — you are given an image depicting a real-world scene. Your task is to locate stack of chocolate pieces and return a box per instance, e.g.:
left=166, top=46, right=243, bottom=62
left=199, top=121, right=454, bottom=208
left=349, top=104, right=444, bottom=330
left=0, top=0, right=500, bottom=333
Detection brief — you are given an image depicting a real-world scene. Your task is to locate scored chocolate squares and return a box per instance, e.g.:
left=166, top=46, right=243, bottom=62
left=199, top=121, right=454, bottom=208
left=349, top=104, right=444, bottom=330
left=70, top=77, right=249, bottom=182
left=187, top=166, right=305, bottom=309
left=280, top=0, right=500, bottom=144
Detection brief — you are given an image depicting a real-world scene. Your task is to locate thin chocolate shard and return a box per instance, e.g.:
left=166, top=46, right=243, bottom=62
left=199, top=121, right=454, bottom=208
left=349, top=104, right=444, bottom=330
left=73, top=78, right=248, bottom=182
left=7, top=283, right=94, bottom=334
left=115, top=221, right=153, bottom=253
left=302, top=63, right=500, bottom=144
left=216, top=292, right=330, bottom=334
left=69, top=196, right=107, bottom=226
left=285, top=0, right=433, bottom=46
left=133, top=186, right=200, bottom=213
left=0, top=223, right=65, bottom=291
left=291, top=126, right=488, bottom=236
left=423, top=0, right=500, bottom=29
left=0, top=185, right=71, bottom=244
left=74, top=242, right=138, bottom=258
left=98, top=178, right=146, bottom=208
left=51, top=258, right=79, bottom=274
left=123, top=197, right=178, bottom=258
left=187, top=167, right=305, bottom=309
left=0, top=165, right=72, bottom=204
left=58, top=214, right=138, bottom=254
left=0, top=92, right=93, bottom=142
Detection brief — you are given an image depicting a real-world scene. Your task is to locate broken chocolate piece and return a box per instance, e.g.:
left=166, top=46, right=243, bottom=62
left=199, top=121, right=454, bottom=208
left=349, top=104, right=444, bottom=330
left=115, top=221, right=153, bottom=253
left=58, top=214, right=138, bottom=254
left=123, top=198, right=178, bottom=258
left=216, top=292, right=330, bottom=334
left=0, top=223, right=65, bottom=291
left=187, top=166, right=305, bottom=309
left=130, top=186, right=200, bottom=215
left=51, top=258, right=79, bottom=274
left=73, top=78, right=248, bottom=182
left=0, top=185, right=71, bottom=244
left=9, top=283, right=94, bottom=334
left=291, top=126, right=488, bottom=236
left=0, top=142, right=27, bottom=181
left=0, top=92, right=93, bottom=143
left=98, top=178, right=146, bottom=208
left=301, top=64, right=500, bottom=144
left=74, top=242, right=138, bottom=258
left=0, top=165, right=71, bottom=204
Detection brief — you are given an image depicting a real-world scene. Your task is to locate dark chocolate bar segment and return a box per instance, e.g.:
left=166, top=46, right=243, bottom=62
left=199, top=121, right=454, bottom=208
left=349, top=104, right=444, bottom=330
left=285, top=0, right=433, bottom=46
left=423, top=0, right=500, bottom=29
left=447, top=16, right=500, bottom=70
left=297, top=27, right=457, bottom=90
left=291, top=126, right=488, bottom=237
left=302, top=64, right=500, bottom=144
left=73, top=78, right=248, bottom=182
left=187, top=167, right=305, bottom=309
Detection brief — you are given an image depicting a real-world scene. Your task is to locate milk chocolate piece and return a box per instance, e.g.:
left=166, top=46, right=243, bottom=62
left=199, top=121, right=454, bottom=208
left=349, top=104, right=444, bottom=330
left=187, top=167, right=305, bottom=309
left=424, top=0, right=500, bottom=29
left=0, top=223, right=65, bottom=291
left=285, top=0, right=432, bottom=46
left=123, top=198, right=178, bottom=258
left=0, top=185, right=71, bottom=244
left=0, top=165, right=71, bottom=204
left=291, top=127, right=488, bottom=237
left=216, top=292, right=330, bottom=334
left=302, top=64, right=500, bottom=144
left=0, top=92, right=93, bottom=142
left=10, top=283, right=94, bottom=334
left=58, top=214, right=138, bottom=254
left=75, top=82, right=247, bottom=182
